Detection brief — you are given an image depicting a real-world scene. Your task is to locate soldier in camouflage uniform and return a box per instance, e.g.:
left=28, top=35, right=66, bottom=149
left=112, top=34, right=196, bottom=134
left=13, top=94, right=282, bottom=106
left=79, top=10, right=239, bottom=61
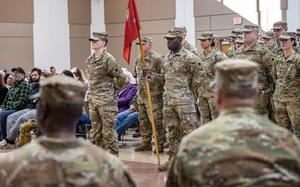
left=133, top=36, right=166, bottom=153
left=262, top=31, right=276, bottom=52
left=296, top=28, right=300, bottom=53
left=158, top=29, right=200, bottom=171
left=167, top=59, right=300, bottom=187
left=0, top=76, right=136, bottom=187
left=196, top=32, right=227, bottom=124
left=272, top=32, right=300, bottom=139
left=271, top=21, right=288, bottom=56
left=226, top=28, right=243, bottom=58
left=174, top=26, right=199, bottom=56
left=233, top=25, right=273, bottom=117
left=86, top=32, right=126, bottom=155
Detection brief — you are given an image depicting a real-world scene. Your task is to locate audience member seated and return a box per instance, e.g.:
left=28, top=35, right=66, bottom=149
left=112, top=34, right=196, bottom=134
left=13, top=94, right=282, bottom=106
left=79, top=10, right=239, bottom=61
left=0, top=68, right=43, bottom=149
left=4, top=73, right=14, bottom=89
left=49, top=66, right=58, bottom=76
left=0, top=70, right=8, bottom=105
left=118, top=68, right=137, bottom=113
left=0, top=67, right=31, bottom=140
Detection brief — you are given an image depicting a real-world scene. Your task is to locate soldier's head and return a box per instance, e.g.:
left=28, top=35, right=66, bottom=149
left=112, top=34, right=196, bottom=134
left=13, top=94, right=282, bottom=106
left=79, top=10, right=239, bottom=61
left=37, top=76, right=85, bottom=136
left=165, top=29, right=183, bottom=51
left=242, top=25, right=259, bottom=45
left=272, top=21, right=288, bottom=39
left=136, top=36, right=152, bottom=53
left=279, top=32, right=296, bottom=51
left=89, top=32, right=109, bottom=50
left=261, top=31, right=275, bottom=47
left=213, top=59, right=258, bottom=112
left=198, top=32, right=214, bottom=50
left=229, top=28, right=243, bottom=43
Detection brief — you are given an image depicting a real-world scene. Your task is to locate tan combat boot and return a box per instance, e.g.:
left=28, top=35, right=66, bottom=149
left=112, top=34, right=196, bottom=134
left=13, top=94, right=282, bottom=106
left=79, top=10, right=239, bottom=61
left=158, top=160, right=170, bottom=171
left=153, top=144, right=164, bottom=153
left=134, top=142, right=152, bottom=152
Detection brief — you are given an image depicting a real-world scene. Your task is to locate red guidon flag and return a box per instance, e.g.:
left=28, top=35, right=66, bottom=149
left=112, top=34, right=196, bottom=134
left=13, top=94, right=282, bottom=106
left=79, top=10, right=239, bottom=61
left=123, top=0, right=141, bottom=64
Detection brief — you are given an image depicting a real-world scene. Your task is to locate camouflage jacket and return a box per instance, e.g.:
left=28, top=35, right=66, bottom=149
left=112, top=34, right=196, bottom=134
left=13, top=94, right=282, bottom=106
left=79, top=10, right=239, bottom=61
left=296, top=43, right=300, bottom=54
left=162, top=47, right=201, bottom=105
left=167, top=107, right=300, bottom=187
left=134, top=51, right=164, bottom=104
left=272, top=50, right=300, bottom=102
left=271, top=40, right=283, bottom=56
left=226, top=45, right=235, bottom=58
left=0, top=137, right=136, bottom=187
left=86, top=51, right=126, bottom=105
left=183, top=40, right=199, bottom=56
left=233, top=42, right=273, bottom=94
left=197, top=48, right=227, bottom=97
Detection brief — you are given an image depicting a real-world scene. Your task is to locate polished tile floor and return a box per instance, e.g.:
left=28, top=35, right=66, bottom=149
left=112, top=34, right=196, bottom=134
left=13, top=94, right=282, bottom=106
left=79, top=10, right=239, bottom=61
left=0, top=135, right=169, bottom=187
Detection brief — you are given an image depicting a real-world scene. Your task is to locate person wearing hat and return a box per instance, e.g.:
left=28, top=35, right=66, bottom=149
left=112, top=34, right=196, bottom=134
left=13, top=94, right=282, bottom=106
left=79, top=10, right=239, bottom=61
left=167, top=59, right=300, bottom=187
left=233, top=24, right=273, bottom=117
left=174, top=26, right=199, bottom=56
left=295, top=28, right=300, bottom=53
left=272, top=31, right=300, bottom=139
left=86, top=32, right=127, bottom=155
left=226, top=28, right=243, bottom=58
left=133, top=36, right=166, bottom=153
left=261, top=31, right=276, bottom=51
left=158, top=29, right=200, bottom=171
left=0, top=67, right=31, bottom=140
left=196, top=32, right=227, bottom=124
left=0, top=76, right=136, bottom=187
left=272, top=21, right=288, bottom=56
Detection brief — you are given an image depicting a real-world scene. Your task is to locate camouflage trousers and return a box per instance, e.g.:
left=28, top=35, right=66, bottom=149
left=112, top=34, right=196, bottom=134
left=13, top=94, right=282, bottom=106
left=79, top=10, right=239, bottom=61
left=163, top=104, right=197, bottom=158
left=255, top=92, right=269, bottom=117
left=198, top=96, right=217, bottom=125
left=138, top=100, right=166, bottom=145
left=89, top=103, right=118, bottom=155
left=274, top=100, right=300, bottom=138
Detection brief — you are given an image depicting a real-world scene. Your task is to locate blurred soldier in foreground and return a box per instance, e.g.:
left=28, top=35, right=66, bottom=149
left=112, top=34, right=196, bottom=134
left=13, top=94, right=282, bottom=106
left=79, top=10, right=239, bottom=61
left=174, top=26, right=199, bottom=56
left=167, top=59, right=300, bottom=187
left=86, top=32, right=126, bottom=155
left=226, top=28, right=243, bottom=58
left=159, top=29, right=200, bottom=171
left=233, top=24, right=273, bottom=117
left=134, top=36, right=166, bottom=153
left=0, top=76, right=135, bottom=187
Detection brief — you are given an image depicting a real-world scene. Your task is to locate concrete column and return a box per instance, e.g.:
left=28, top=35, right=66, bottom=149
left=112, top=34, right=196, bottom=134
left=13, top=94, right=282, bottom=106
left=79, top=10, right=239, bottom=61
left=175, top=0, right=196, bottom=46
left=33, top=0, right=70, bottom=72
left=287, top=0, right=300, bottom=31
left=91, top=0, right=106, bottom=33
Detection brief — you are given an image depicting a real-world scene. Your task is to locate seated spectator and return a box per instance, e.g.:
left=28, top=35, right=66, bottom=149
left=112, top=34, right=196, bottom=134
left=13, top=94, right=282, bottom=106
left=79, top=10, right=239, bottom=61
left=49, top=66, right=58, bottom=76
left=4, top=73, right=14, bottom=89
left=0, top=67, right=31, bottom=140
left=115, top=105, right=139, bottom=140
left=118, top=68, right=137, bottom=113
left=61, top=69, right=75, bottom=78
left=71, top=67, right=88, bottom=83
left=0, top=76, right=135, bottom=186
left=0, top=71, right=8, bottom=105
left=0, top=68, right=42, bottom=148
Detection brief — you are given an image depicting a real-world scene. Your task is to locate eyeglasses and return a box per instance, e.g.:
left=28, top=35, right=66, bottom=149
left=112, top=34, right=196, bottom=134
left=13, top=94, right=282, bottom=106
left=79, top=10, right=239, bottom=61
left=279, top=39, right=290, bottom=43
left=199, top=39, right=208, bottom=42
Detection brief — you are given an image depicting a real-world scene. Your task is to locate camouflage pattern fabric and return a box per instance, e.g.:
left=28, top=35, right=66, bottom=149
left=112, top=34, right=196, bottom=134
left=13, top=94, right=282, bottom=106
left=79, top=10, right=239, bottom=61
left=197, top=48, right=227, bottom=124
left=272, top=50, right=300, bottom=138
left=183, top=40, right=199, bottom=56
left=86, top=51, right=126, bottom=155
left=233, top=42, right=273, bottom=116
left=134, top=51, right=165, bottom=145
left=162, top=47, right=200, bottom=157
left=15, top=119, right=41, bottom=147
left=0, top=138, right=136, bottom=187
left=296, top=43, right=300, bottom=54
left=226, top=46, right=235, bottom=58
left=167, top=107, right=300, bottom=187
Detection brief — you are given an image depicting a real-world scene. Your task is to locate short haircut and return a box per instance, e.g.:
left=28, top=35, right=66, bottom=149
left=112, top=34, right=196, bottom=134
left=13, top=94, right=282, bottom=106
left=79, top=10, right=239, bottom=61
left=31, top=67, right=42, bottom=76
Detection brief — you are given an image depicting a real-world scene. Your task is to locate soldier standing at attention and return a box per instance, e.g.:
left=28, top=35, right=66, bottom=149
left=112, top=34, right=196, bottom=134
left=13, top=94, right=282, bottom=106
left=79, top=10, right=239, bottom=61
left=0, top=76, right=136, bottom=187
left=158, top=29, right=200, bottom=171
left=272, top=32, right=300, bottom=139
left=134, top=36, right=166, bottom=153
left=226, top=28, right=243, bottom=58
left=295, top=28, right=300, bottom=53
left=196, top=32, right=227, bottom=125
left=271, top=21, right=288, bottom=56
left=233, top=25, right=273, bottom=117
left=86, top=32, right=126, bottom=155
left=174, top=26, right=199, bottom=56
left=167, top=59, right=300, bottom=187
